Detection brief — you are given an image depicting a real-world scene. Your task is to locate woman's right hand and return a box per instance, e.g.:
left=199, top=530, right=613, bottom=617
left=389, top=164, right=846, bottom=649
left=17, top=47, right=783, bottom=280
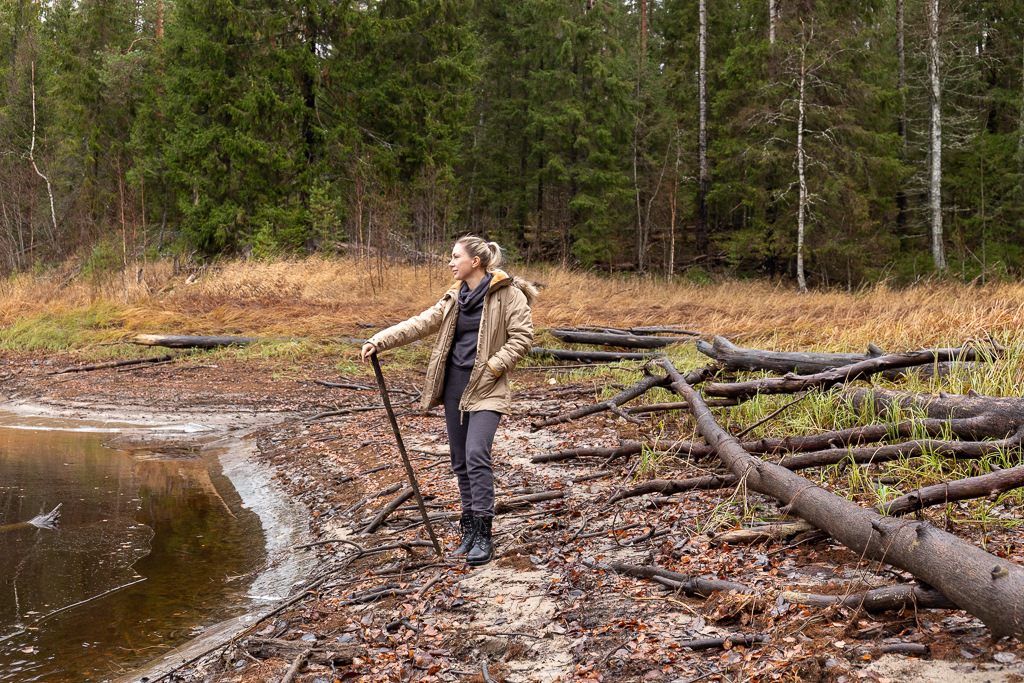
left=360, top=342, right=377, bottom=363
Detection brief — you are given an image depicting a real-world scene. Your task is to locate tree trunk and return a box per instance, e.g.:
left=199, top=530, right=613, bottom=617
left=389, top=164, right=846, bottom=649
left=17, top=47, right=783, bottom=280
left=768, top=0, right=778, bottom=45
left=796, top=20, right=810, bottom=292
left=697, top=0, right=709, bottom=256
left=927, top=0, right=947, bottom=271
left=662, top=358, right=1024, bottom=638
left=895, top=0, right=908, bottom=236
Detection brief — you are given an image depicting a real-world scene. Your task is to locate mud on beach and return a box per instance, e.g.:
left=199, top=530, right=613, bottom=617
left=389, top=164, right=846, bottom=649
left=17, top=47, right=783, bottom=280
left=3, top=349, right=1024, bottom=683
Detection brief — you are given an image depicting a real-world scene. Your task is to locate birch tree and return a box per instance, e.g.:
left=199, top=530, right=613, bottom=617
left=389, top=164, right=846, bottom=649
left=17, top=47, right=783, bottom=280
left=696, top=0, right=709, bottom=256
left=795, top=20, right=810, bottom=292
left=927, top=0, right=947, bottom=271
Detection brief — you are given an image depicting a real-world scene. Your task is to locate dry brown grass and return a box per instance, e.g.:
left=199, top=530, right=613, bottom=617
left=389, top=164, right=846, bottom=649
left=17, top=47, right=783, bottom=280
left=1, top=256, right=1023, bottom=350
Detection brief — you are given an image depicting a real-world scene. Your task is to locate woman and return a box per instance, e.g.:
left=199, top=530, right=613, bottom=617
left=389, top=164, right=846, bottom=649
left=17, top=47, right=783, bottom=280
left=361, top=236, right=536, bottom=566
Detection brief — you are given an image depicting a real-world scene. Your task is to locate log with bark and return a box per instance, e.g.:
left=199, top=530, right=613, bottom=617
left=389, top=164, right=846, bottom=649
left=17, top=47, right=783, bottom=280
left=660, top=357, right=1024, bottom=638
left=50, top=354, right=181, bottom=374
left=531, top=366, right=713, bottom=429
left=698, top=335, right=986, bottom=378
left=132, top=334, right=260, bottom=348
left=596, top=561, right=955, bottom=612
left=529, top=347, right=665, bottom=363
left=880, top=463, right=1024, bottom=516
left=549, top=329, right=694, bottom=349
left=697, top=335, right=873, bottom=374
left=702, top=343, right=997, bottom=401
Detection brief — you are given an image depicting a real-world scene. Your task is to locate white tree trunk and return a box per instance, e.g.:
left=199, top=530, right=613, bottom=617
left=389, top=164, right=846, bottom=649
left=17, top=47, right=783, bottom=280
left=796, top=21, right=809, bottom=293
left=769, top=0, right=777, bottom=44
left=927, top=0, right=947, bottom=271
left=28, top=62, right=57, bottom=241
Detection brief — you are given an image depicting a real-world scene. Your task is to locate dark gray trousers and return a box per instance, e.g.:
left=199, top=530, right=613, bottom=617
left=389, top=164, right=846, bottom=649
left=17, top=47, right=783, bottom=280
left=443, top=365, right=501, bottom=518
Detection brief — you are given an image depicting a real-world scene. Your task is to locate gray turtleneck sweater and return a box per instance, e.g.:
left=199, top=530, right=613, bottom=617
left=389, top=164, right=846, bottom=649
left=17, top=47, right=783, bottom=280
left=448, top=273, right=492, bottom=369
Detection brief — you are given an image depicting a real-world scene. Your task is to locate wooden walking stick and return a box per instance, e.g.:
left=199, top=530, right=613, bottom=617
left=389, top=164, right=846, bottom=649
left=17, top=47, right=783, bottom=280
left=370, top=353, right=445, bottom=558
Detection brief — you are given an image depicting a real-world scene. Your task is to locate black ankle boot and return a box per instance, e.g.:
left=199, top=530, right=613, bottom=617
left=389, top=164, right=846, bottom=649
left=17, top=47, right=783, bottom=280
left=452, top=513, right=475, bottom=556
left=466, top=516, right=493, bottom=566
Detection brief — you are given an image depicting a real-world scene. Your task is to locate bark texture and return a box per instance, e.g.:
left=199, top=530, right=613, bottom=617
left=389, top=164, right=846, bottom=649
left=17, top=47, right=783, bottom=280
left=663, top=358, right=1024, bottom=638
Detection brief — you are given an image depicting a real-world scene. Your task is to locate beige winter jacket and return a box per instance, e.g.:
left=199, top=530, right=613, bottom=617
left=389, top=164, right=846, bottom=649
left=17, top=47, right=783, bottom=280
left=367, top=270, right=536, bottom=414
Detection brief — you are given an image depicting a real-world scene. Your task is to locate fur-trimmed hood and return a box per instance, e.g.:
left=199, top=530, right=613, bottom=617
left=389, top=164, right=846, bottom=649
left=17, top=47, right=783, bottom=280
left=448, top=270, right=538, bottom=307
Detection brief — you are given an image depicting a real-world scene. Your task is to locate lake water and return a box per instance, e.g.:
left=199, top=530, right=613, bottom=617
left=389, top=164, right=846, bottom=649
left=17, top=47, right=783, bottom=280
left=0, top=414, right=298, bottom=682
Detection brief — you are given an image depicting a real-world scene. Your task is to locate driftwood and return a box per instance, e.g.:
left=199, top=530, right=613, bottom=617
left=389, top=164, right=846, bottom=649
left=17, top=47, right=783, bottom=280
left=0, top=504, right=62, bottom=533
left=133, top=334, right=260, bottom=348
left=661, top=357, right=1024, bottom=638
left=244, top=637, right=364, bottom=666
left=549, top=329, right=694, bottom=349
left=50, top=354, right=180, bottom=374
left=530, top=347, right=665, bottom=363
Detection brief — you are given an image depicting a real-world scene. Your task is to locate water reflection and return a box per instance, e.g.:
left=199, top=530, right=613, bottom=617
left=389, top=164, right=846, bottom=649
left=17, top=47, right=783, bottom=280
left=0, top=424, right=265, bottom=682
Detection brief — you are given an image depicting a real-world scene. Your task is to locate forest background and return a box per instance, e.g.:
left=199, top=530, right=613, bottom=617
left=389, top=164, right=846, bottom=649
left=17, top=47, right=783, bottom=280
left=1, top=0, right=1022, bottom=290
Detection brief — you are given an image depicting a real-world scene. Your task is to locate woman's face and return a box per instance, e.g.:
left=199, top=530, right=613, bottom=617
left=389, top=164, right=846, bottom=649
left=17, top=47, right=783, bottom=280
left=449, top=243, right=481, bottom=281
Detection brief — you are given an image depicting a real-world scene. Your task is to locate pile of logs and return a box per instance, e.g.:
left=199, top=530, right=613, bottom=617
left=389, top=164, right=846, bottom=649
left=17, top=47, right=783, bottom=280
left=533, top=336, right=1024, bottom=638
left=531, top=324, right=699, bottom=363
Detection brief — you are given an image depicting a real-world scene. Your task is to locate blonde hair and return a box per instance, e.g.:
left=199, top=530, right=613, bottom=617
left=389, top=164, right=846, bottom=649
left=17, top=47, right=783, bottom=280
left=456, top=235, right=503, bottom=273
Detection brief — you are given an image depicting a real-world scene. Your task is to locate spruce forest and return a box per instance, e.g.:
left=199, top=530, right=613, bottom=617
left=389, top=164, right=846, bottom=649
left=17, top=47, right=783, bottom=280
left=1, top=0, right=1022, bottom=287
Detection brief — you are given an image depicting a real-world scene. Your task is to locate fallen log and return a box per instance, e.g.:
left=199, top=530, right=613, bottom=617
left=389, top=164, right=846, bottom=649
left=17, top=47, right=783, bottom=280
left=572, top=324, right=700, bottom=336
left=625, top=399, right=738, bottom=414
left=608, top=431, right=1023, bottom=504
left=880, top=462, right=1024, bottom=516
left=0, top=504, right=62, bottom=533
left=697, top=335, right=872, bottom=374
left=629, top=325, right=701, bottom=336
left=361, top=487, right=415, bottom=534
left=494, top=490, right=564, bottom=514
left=532, top=366, right=713, bottom=429
left=596, top=561, right=955, bottom=612
left=529, top=347, right=665, bottom=363
left=549, top=329, right=694, bottom=349
left=662, top=357, right=1024, bottom=638
left=680, top=635, right=770, bottom=651
left=50, top=353, right=180, bottom=374
left=532, top=372, right=672, bottom=428
left=244, top=637, right=364, bottom=666
left=847, top=387, right=1024, bottom=440
left=698, top=336, right=982, bottom=378
left=607, top=474, right=736, bottom=503
left=132, top=334, right=259, bottom=348
left=702, top=344, right=997, bottom=401
left=710, top=520, right=816, bottom=545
